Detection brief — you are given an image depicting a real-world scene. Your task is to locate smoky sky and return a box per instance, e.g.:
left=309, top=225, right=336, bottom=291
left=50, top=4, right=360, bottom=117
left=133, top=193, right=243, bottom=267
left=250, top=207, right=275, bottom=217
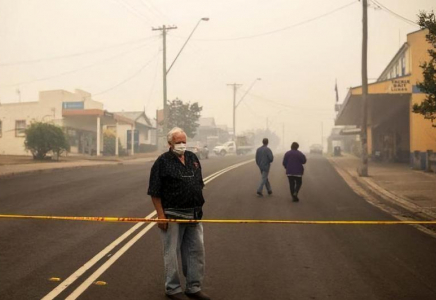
left=0, top=0, right=434, bottom=149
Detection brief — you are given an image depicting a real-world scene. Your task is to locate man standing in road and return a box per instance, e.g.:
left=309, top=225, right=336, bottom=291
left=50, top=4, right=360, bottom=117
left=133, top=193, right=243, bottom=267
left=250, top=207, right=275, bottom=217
left=148, top=127, right=211, bottom=300
left=283, top=142, right=307, bottom=202
left=255, top=138, right=274, bottom=196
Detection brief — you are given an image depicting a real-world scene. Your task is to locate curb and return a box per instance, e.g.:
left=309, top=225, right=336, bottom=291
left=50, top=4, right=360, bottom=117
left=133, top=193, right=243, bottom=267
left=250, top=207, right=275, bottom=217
left=327, top=157, right=436, bottom=221
left=0, top=162, right=117, bottom=179
left=0, top=155, right=160, bottom=179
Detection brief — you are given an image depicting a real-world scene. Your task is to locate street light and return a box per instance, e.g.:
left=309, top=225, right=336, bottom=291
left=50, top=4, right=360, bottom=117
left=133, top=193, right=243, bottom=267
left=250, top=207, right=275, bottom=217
left=166, top=18, right=209, bottom=75
left=233, top=78, right=261, bottom=137
left=157, top=18, right=209, bottom=148
left=235, top=78, right=261, bottom=109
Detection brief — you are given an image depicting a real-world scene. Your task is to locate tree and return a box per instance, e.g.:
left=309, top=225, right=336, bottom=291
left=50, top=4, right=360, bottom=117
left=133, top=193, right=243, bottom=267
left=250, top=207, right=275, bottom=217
left=166, top=98, right=202, bottom=138
left=412, top=11, right=436, bottom=127
left=24, top=122, right=70, bottom=160
left=242, top=128, right=281, bottom=151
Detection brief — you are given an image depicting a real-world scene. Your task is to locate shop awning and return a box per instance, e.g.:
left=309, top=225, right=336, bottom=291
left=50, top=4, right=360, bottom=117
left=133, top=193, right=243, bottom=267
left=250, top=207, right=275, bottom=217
left=335, top=78, right=412, bottom=126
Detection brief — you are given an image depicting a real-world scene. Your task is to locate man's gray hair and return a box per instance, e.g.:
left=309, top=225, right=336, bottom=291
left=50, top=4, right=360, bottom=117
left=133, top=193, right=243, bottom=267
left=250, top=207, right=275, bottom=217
left=167, top=127, right=186, bottom=143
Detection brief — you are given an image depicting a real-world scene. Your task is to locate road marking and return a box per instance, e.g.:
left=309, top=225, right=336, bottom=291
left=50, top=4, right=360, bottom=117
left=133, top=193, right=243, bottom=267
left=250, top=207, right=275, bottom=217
left=65, top=222, right=155, bottom=300
left=41, top=211, right=155, bottom=300
left=42, top=159, right=254, bottom=300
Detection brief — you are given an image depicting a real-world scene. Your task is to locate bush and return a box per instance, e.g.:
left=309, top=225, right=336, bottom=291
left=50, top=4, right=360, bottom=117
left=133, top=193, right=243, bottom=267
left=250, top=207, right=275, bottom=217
left=25, top=122, right=70, bottom=160
left=103, top=130, right=125, bottom=156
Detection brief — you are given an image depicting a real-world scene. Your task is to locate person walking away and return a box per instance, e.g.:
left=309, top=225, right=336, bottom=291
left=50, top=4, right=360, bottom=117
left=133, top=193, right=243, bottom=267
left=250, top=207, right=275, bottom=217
left=283, top=142, right=306, bottom=202
left=256, top=138, right=274, bottom=196
left=148, top=127, right=211, bottom=300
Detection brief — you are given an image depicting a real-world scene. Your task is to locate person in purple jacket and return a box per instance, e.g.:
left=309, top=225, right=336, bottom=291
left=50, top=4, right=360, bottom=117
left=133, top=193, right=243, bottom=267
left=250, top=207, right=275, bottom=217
left=282, top=142, right=307, bottom=202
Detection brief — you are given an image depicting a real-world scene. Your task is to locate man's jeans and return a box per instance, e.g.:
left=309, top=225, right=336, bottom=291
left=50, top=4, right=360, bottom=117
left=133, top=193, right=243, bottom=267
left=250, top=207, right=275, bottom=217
left=159, top=222, right=205, bottom=295
left=257, top=170, right=272, bottom=194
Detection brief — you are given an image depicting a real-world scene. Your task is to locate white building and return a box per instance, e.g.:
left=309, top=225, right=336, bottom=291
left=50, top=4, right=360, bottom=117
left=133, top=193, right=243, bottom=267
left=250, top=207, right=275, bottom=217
left=111, top=111, right=156, bottom=152
left=0, top=89, right=155, bottom=156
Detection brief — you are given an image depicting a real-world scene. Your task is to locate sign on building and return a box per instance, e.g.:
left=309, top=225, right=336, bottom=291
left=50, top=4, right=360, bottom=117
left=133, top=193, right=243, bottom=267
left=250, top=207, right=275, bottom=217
left=388, top=79, right=411, bottom=93
left=62, top=102, right=84, bottom=110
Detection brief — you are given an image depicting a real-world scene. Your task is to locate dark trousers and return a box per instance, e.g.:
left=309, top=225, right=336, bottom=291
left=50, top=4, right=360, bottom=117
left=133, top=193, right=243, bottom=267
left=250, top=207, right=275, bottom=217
left=287, top=176, right=302, bottom=196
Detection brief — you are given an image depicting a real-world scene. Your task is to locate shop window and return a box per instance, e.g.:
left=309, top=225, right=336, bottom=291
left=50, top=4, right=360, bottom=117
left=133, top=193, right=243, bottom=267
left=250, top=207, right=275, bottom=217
left=15, top=120, right=26, bottom=137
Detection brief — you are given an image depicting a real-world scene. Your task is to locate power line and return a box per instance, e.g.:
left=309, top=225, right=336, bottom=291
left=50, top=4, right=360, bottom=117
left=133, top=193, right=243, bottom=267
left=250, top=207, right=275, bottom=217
left=136, top=0, right=170, bottom=23
left=92, top=52, right=160, bottom=97
left=144, top=48, right=161, bottom=111
left=172, top=1, right=358, bottom=42
left=370, top=0, right=418, bottom=27
left=111, top=0, right=151, bottom=25
left=1, top=40, right=158, bottom=87
left=239, top=89, right=334, bottom=113
left=0, top=36, right=156, bottom=67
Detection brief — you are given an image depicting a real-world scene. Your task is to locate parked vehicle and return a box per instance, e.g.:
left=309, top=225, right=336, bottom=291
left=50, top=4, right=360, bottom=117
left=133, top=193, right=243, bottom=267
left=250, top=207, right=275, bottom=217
left=213, top=136, right=253, bottom=156
left=187, top=142, right=209, bottom=159
left=310, top=144, right=323, bottom=154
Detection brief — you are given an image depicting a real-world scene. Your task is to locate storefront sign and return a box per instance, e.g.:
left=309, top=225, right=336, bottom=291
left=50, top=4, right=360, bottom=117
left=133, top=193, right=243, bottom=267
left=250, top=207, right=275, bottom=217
left=388, top=79, right=411, bottom=93
left=62, top=102, right=84, bottom=110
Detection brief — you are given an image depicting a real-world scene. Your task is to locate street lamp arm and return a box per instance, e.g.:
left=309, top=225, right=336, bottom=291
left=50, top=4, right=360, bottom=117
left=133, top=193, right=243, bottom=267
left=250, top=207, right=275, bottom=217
left=166, top=18, right=209, bottom=75
left=235, top=78, right=261, bottom=109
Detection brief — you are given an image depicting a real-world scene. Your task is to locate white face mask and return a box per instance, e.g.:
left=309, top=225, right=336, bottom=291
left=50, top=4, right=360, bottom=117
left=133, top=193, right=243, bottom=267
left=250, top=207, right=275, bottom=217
left=173, top=143, right=186, bottom=156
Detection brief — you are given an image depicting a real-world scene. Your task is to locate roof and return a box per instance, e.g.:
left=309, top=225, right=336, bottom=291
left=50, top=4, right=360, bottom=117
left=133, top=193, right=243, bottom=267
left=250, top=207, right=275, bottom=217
left=113, top=111, right=153, bottom=128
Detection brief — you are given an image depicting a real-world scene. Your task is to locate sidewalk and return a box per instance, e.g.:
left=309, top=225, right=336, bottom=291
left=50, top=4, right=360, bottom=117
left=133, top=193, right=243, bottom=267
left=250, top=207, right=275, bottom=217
left=0, top=152, right=160, bottom=178
left=328, top=153, right=436, bottom=220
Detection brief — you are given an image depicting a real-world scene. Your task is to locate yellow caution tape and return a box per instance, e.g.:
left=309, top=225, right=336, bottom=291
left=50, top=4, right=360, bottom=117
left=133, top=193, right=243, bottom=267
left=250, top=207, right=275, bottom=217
left=0, top=214, right=435, bottom=225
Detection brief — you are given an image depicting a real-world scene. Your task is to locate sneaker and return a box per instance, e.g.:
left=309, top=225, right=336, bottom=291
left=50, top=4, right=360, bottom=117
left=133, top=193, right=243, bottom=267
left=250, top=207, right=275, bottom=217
left=268, top=191, right=272, bottom=195
left=166, top=292, right=189, bottom=300
left=257, top=192, right=263, bottom=196
left=185, top=291, right=211, bottom=300
left=292, top=194, right=299, bottom=202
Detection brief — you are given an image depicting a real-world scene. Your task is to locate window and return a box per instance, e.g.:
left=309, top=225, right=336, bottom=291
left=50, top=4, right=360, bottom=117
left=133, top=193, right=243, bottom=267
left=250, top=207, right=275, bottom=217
left=401, top=56, right=406, bottom=76
left=15, top=120, right=26, bottom=137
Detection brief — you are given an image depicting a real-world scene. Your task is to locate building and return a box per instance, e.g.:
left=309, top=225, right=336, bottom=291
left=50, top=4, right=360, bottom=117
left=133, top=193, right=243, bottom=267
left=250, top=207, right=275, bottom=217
left=0, top=89, right=155, bottom=156
left=193, top=118, right=232, bottom=149
left=327, top=126, right=359, bottom=155
left=112, top=111, right=155, bottom=152
left=335, top=29, right=436, bottom=166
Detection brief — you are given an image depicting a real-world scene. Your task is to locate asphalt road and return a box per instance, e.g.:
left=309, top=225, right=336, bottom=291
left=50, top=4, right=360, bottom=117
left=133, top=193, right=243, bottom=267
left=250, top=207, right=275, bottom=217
left=1, top=153, right=436, bottom=300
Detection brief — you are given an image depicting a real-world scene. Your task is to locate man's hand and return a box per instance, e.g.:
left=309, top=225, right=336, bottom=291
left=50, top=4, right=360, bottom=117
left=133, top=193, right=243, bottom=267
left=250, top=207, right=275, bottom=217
left=151, top=197, right=168, bottom=231
left=158, top=220, right=168, bottom=231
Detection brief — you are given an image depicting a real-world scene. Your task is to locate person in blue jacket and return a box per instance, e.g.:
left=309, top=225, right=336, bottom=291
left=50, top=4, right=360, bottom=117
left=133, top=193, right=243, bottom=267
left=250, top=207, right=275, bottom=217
left=282, top=142, right=307, bottom=202
left=255, top=138, right=274, bottom=196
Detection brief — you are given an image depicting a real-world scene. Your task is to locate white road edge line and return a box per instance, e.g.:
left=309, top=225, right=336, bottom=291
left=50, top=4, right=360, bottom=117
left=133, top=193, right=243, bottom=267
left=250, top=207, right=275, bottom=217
left=42, top=158, right=254, bottom=300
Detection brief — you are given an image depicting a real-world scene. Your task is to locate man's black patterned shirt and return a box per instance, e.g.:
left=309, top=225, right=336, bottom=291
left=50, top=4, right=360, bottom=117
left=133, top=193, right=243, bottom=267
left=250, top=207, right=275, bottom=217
left=147, top=149, right=205, bottom=209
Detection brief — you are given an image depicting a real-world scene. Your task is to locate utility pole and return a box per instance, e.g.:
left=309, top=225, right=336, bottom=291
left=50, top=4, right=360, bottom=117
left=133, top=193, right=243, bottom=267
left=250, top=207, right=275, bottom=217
left=227, top=83, right=242, bottom=139
left=359, top=0, right=369, bottom=176
left=16, top=88, right=21, bottom=103
left=228, top=78, right=260, bottom=139
left=282, top=123, right=285, bottom=150
left=321, top=122, right=324, bottom=153
left=152, top=25, right=177, bottom=147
